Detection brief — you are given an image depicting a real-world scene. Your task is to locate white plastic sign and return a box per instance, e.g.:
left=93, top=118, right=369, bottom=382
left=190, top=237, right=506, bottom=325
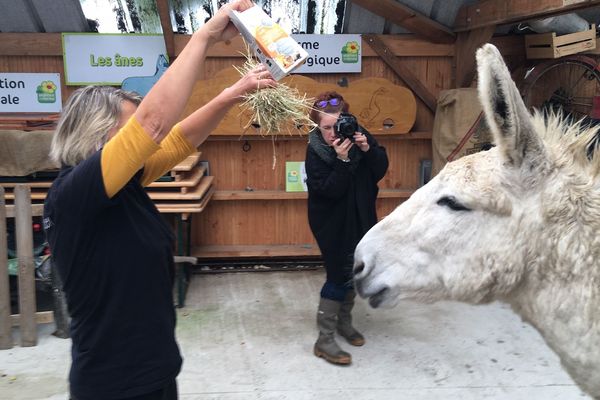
left=0, top=73, right=62, bottom=112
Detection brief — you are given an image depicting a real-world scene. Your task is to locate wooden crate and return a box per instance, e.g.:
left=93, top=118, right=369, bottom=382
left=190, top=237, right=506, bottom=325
left=525, top=24, right=596, bottom=59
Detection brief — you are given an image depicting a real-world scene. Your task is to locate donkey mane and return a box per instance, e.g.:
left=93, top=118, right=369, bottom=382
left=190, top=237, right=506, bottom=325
left=533, top=110, right=600, bottom=177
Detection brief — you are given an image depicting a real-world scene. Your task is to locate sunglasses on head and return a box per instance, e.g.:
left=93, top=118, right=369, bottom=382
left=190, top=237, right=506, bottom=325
left=315, top=98, right=341, bottom=108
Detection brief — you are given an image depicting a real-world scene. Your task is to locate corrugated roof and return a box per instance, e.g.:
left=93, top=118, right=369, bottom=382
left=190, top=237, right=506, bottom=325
left=1, top=0, right=598, bottom=36
left=0, top=0, right=89, bottom=33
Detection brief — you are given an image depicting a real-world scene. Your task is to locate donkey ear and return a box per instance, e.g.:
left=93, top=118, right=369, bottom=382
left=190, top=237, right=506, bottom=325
left=476, top=44, right=545, bottom=169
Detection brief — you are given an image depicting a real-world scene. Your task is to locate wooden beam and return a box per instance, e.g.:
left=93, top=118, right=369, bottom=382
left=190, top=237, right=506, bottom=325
left=0, top=33, right=62, bottom=56
left=192, top=244, right=322, bottom=259
left=0, top=188, right=11, bottom=350
left=454, top=25, right=496, bottom=88
left=0, top=33, right=455, bottom=58
left=156, top=0, right=175, bottom=60
left=455, top=0, right=600, bottom=32
left=352, top=0, right=456, bottom=44
left=14, top=186, right=36, bottom=347
left=363, top=34, right=437, bottom=113
left=10, top=311, right=54, bottom=327
left=5, top=204, right=44, bottom=218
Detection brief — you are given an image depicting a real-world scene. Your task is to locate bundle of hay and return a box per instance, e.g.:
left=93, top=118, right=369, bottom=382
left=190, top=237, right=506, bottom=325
left=235, top=55, right=316, bottom=136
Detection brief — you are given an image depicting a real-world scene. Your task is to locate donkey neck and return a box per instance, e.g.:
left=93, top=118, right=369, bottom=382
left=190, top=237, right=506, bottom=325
left=509, top=263, right=600, bottom=396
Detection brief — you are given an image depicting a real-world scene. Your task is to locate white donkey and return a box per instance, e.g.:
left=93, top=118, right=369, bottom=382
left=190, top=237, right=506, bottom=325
left=353, top=43, right=600, bottom=399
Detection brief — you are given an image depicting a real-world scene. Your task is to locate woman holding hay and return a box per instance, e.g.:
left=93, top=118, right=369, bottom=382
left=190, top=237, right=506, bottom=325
left=306, top=91, right=389, bottom=365
left=43, top=1, right=275, bottom=399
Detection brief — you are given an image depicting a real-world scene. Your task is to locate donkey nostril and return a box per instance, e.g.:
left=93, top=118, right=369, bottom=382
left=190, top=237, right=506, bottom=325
left=354, top=262, right=365, bottom=275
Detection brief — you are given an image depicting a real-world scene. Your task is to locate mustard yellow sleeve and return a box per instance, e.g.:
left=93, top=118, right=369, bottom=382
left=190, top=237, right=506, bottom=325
left=101, top=116, right=160, bottom=198
left=140, top=124, right=197, bottom=187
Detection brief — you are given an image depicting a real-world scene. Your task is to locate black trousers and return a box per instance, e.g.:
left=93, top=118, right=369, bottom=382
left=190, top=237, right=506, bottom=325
left=71, top=379, right=178, bottom=400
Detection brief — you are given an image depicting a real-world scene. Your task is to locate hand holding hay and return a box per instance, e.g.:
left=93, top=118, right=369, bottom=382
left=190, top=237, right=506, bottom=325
left=228, top=64, right=277, bottom=99
left=235, top=58, right=316, bottom=136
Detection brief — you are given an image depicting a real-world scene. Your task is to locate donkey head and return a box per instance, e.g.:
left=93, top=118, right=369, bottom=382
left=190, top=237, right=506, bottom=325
left=353, top=44, right=553, bottom=307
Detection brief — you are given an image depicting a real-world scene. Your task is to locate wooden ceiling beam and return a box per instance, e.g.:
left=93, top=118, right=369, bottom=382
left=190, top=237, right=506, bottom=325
left=364, top=34, right=438, bottom=112
left=351, top=0, right=456, bottom=44
left=454, top=25, right=496, bottom=88
left=155, top=0, right=175, bottom=60
left=455, top=0, right=600, bottom=32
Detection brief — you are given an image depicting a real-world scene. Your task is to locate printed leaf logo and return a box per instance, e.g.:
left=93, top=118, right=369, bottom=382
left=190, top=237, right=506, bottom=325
left=36, top=81, right=57, bottom=103
left=341, top=41, right=360, bottom=63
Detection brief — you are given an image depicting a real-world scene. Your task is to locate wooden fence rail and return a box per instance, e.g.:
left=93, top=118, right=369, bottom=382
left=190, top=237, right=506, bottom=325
left=0, top=185, right=47, bottom=349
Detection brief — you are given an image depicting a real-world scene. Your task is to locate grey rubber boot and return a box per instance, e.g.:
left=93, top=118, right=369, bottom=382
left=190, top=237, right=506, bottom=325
left=314, top=297, right=352, bottom=365
left=337, top=290, right=365, bottom=346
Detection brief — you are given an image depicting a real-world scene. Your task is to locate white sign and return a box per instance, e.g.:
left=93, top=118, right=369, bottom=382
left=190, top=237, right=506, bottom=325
left=62, top=33, right=167, bottom=86
left=291, top=34, right=361, bottom=74
left=0, top=73, right=62, bottom=112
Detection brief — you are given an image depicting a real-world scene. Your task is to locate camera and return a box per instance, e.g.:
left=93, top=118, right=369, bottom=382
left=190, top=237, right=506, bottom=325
left=334, top=113, right=358, bottom=142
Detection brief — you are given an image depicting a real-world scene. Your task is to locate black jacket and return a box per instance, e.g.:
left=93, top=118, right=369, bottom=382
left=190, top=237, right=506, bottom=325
left=306, top=128, right=388, bottom=284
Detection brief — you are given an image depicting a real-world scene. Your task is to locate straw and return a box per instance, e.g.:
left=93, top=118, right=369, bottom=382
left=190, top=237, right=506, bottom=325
left=234, top=50, right=316, bottom=137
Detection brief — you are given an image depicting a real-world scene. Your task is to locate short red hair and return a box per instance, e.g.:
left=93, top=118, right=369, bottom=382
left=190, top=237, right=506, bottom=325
left=310, top=91, right=350, bottom=124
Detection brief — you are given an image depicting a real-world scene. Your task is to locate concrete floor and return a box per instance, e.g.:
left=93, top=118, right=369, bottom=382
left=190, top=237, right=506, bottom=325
left=0, top=269, right=590, bottom=400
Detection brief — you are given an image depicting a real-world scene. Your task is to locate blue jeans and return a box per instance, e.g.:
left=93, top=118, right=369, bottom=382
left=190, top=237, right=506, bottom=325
left=320, top=280, right=354, bottom=302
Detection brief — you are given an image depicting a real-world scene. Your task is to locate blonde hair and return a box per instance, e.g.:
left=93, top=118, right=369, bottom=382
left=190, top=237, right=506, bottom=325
left=50, top=86, right=142, bottom=166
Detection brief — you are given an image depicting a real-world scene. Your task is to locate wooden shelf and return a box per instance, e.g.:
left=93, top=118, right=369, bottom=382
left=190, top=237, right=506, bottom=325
left=206, top=131, right=432, bottom=141
left=212, top=188, right=415, bottom=201
left=192, top=244, right=321, bottom=259
left=213, top=190, right=306, bottom=200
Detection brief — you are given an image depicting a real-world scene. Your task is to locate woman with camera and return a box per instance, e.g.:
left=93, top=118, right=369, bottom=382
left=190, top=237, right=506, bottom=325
left=306, top=91, right=389, bottom=365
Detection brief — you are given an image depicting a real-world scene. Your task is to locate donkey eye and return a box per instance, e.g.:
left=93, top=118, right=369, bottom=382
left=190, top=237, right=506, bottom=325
left=437, top=196, right=470, bottom=211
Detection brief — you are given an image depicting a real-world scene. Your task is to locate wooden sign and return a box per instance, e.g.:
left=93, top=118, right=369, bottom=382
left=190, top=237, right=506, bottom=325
left=181, top=68, right=416, bottom=135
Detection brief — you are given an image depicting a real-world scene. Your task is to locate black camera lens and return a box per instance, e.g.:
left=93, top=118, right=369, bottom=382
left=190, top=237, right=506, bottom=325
left=334, top=113, right=359, bottom=141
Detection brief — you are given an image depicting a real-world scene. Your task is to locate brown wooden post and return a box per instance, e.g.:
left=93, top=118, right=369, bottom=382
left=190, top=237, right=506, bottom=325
left=15, top=185, right=36, bottom=347
left=0, top=187, right=12, bottom=349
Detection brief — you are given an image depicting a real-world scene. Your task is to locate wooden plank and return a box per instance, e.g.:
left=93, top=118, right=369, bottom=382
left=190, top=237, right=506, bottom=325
left=364, top=35, right=437, bottom=112
left=156, top=0, right=175, bottom=59
left=455, top=26, right=497, bottom=88
left=211, top=188, right=414, bottom=201
left=205, top=130, right=433, bottom=139
left=352, top=0, right=456, bottom=44
left=10, top=311, right=54, bottom=327
left=3, top=191, right=47, bottom=201
left=171, top=152, right=201, bottom=172
left=5, top=204, right=44, bottom=218
left=0, top=32, right=454, bottom=58
left=378, top=189, right=414, bottom=199
left=0, top=181, right=53, bottom=189
left=454, top=0, right=600, bottom=32
left=156, top=185, right=215, bottom=214
left=213, top=190, right=308, bottom=201
left=0, top=33, right=63, bottom=56
left=177, top=34, right=455, bottom=58
left=150, top=165, right=206, bottom=189
left=14, top=186, right=36, bottom=347
left=0, top=188, right=11, bottom=349
left=147, top=176, right=214, bottom=200
left=192, top=244, right=322, bottom=259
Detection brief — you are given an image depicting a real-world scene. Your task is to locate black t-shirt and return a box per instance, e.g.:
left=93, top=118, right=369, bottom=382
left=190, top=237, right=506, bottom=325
left=44, top=152, right=182, bottom=400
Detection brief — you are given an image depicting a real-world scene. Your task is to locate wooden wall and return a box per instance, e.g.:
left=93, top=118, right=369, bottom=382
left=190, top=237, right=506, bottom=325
left=187, top=36, right=451, bottom=258
left=0, top=33, right=524, bottom=260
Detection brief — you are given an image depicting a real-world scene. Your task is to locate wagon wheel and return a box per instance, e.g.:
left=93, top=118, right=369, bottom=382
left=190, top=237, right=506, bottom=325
left=521, top=55, right=600, bottom=122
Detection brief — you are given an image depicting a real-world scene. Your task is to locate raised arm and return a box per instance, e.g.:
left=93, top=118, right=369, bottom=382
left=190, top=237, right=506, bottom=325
left=140, top=65, right=276, bottom=185
left=134, top=0, right=254, bottom=144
